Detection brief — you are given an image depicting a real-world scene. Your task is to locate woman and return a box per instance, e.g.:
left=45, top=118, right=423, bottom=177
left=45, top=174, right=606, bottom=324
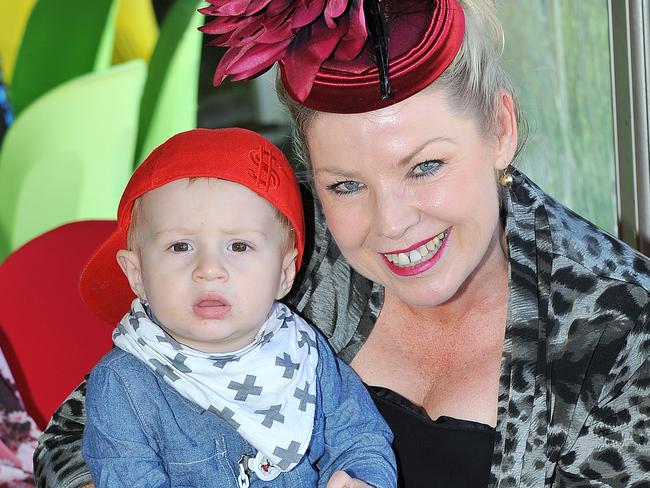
left=35, top=0, right=650, bottom=486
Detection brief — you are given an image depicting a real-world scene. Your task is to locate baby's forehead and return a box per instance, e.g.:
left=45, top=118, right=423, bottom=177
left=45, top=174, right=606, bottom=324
left=141, top=177, right=271, bottom=204
left=134, top=177, right=281, bottom=224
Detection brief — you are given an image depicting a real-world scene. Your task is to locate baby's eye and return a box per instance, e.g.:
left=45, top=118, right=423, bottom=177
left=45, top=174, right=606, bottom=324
left=412, top=160, right=443, bottom=178
left=169, top=242, right=192, bottom=253
left=327, top=180, right=364, bottom=195
left=229, top=242, right=249, bottom=253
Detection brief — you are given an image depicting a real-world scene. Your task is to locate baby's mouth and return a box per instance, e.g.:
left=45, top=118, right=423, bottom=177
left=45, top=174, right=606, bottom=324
left=193, top=295, right=232, bottom=319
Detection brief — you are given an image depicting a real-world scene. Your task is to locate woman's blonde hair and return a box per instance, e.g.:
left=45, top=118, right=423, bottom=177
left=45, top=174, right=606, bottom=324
left=276, top=0, right=527, bottom=169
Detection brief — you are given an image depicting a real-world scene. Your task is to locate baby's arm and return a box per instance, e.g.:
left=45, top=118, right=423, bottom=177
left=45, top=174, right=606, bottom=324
left=313, top=333, right=397, bottom=488
left=82, top=362, right=170, bottom=488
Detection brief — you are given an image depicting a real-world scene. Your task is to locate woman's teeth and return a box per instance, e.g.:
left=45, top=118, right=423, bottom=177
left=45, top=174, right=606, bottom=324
left=384, top=230, right=448, bottom=267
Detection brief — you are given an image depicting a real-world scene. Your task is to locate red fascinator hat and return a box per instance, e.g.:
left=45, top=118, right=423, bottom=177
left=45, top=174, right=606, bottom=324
left=200, top=0, right=465, bottom=114
left=80, top=128, right=305, bottom=325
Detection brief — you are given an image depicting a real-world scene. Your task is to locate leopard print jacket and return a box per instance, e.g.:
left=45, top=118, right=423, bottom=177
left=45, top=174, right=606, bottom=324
left=34, top=170, right=650, bottom=487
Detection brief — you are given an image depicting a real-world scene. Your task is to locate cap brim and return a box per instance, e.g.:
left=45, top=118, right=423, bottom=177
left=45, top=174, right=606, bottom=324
left=79, top=227, right=134, bottom=325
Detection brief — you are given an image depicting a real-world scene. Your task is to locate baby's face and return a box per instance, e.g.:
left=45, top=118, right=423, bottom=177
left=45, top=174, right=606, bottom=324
left=117, top=178, right=297, bottom=352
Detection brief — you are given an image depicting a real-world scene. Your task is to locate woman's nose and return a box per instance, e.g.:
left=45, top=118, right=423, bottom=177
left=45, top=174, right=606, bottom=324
left=192, top=251, right=229, bottom=282
left=374, top=188, right=421, bottom=240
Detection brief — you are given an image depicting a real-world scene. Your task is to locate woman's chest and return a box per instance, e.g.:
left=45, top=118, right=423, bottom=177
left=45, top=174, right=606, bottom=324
left=351, top=314, right=504, bottom=426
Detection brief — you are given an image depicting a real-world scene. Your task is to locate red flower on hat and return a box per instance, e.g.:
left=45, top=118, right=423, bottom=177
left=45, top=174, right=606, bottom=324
left=199, top=0, right=368, bottom=101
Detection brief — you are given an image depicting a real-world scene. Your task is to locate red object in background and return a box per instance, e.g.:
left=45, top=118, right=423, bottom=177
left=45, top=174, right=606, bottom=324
left=0, top=220, right=116, bottom=429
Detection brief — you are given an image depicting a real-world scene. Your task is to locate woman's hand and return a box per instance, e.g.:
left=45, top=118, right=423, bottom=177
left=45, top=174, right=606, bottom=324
left=326, top=470, right=374, bottom=488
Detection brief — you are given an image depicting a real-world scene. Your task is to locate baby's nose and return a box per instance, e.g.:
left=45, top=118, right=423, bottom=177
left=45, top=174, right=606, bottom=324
left=192, top=252, right=228, bottom=282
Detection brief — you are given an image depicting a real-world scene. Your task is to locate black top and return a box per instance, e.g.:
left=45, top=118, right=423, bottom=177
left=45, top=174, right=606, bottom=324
left=368, top=386, right=495, bottom=487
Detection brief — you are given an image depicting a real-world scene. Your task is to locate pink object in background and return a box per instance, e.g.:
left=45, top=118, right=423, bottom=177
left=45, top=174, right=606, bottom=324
left=0, top=345, right=39, bottom=487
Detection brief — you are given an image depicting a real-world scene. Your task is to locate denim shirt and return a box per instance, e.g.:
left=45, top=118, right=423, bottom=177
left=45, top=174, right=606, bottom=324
left=82, top=331, right=396, bottom=488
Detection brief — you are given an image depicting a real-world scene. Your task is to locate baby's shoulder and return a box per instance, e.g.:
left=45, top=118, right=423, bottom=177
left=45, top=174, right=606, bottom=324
left=89, top=347, right=162, bottom=394
left=93, top=347, right=144, bottom=372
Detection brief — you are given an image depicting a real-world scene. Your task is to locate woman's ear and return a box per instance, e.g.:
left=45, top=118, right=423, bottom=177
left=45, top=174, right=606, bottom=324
left=276, top=248, right=299, bottom=300
left=116, top=250, right=146, bottom=300
left=493, top=89, right=518, bottom=171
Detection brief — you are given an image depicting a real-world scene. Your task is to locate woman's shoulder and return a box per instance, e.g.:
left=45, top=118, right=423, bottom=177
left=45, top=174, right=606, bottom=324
left=548, top=201, right=650, bottom=297
left=514, top=175, right=650, bottom=432
left=519, top=172, right=650, bottom=298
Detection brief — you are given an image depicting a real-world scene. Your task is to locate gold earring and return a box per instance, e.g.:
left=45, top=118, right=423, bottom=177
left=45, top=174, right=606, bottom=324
left=498, top=167, right=514, bottom=187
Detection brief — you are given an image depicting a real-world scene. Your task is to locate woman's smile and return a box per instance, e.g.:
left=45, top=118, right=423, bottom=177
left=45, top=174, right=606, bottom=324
left=380, top=228, right=451, bottom=276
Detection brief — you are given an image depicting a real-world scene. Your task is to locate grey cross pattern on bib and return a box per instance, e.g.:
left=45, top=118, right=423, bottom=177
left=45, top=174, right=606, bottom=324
left=149, top=359, right=180, bottom=382
left=228, top=375, right=263, bottom=401
left=210, top=355, right=240, bottom=369
left=208, top=405, right=241, bottom=431
left=277, top=308, right=294, bottom=329
left=259, top=331, right=274, bottom=348
left=156, top=335, right=183, bottom=351
left=276, top=353, right=299, bottom=379
left=255, top=404, right=285, bottom=428
left=273, top=441, right=302, bottom=470
left=297, top=330, right=317, bottom=351
left=171, top=353, right=191, bottom=373
left=294, top=381, right=316, bottom=411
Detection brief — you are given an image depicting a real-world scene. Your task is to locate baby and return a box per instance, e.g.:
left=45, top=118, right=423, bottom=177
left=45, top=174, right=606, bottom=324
left=80, top=128, right=396, bottom=488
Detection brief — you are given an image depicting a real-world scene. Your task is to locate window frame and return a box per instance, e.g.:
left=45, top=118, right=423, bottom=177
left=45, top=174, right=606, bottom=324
left=609, top=0, right=650, bottom=253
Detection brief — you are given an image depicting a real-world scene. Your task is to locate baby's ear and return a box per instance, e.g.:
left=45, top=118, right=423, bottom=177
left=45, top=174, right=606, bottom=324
left=276, top=248, right=299, bottom=300
left=116, top=250, right=146, bottom=300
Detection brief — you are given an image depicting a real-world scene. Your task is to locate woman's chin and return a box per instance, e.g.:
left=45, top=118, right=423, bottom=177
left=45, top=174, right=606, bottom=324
left=387, top=279, right=458, bottom=309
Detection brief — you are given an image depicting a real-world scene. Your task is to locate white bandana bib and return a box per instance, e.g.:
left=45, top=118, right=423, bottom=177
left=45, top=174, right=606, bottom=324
left=113, top=300, right=318, bottom=472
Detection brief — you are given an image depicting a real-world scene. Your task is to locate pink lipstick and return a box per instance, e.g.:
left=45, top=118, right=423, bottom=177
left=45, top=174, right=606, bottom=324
left=380, top=228, right=451, bottom=277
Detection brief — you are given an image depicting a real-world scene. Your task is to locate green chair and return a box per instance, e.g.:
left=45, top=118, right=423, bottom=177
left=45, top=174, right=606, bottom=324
left=135, top=0, right=202, bottom=165
left=10, top=0, right=119, bottom=116
left=0, top=60, right=146, bottom=260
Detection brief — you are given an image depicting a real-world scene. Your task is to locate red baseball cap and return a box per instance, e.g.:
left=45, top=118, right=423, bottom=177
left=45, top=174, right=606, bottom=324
left=80, top=128, right=305, bottom=325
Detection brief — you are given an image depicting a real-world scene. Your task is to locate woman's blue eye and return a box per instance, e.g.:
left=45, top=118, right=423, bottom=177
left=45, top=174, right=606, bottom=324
left=170, top=242, right=191, bottom=253
left=412, top=160, right=442, bottom=178
left=328, top=180, right=363, bottom=195
left=230, top=242, right=249, bottom=252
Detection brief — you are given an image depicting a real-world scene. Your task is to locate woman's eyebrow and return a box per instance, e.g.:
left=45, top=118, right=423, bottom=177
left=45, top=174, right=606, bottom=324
left=313, top=167, right=360, bottom=178
left=396, top=136, right=457, bottom=168
left=313, top=136, right=457, bottom=177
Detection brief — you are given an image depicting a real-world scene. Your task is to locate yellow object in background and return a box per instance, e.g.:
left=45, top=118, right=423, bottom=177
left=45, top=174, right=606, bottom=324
left=112, top=0, right=159, bottom=64
left=0, top=0, right=158, bottom=87
left=0, top=0, right=38, bottom=84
